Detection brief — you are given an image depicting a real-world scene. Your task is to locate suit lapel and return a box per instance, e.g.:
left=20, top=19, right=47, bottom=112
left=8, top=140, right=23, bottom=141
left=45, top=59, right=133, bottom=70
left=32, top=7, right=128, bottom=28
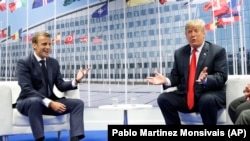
left=183, top=46, right=191, bottom=80
left=45, top=58, right=52, bottom=85
left=196, top=42, right=209, bottom=78
left=30, top=54, right=46, bottom=88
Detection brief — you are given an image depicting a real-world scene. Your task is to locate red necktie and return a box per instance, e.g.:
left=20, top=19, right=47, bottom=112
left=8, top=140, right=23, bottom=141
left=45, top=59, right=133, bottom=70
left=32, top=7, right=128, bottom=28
left=187, top=48, right=197, bottom=110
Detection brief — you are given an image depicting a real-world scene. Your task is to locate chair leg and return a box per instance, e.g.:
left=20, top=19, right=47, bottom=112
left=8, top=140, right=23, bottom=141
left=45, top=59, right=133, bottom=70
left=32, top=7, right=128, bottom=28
left=57, top=131, right=61, bottom=139
left=0, top=136, right=9, bottom=141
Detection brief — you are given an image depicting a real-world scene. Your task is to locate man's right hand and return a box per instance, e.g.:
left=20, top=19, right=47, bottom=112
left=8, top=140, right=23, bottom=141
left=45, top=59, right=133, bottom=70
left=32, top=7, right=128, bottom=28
left=243, top=84, right=250, bottom=100
left=146, top=71, right=167, bottom=85
left=49, top=101, right=66, bottom=113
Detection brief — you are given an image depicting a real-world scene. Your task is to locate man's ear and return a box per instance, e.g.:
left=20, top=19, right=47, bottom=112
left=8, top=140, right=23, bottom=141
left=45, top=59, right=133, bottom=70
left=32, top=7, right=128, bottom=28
left=32, top=43, right=36, bottom=50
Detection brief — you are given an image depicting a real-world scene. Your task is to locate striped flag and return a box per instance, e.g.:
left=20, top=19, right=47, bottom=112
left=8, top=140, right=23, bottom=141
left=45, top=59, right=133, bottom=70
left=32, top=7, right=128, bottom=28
left=126, top=0, right=155, bottom=7
left=9, top=0, right=26, bottom=12
left=80, top=35, right=88, bottom=42
left=0, top=26, right=11, bottom=38
left=53, top=33, right=61, bottom=43
left=159, top=0, right=184, bottom=5
left=11, top=28, right=22, bottom=40
left=23, top=34, right=32, bottom=42
left=92, top=35, right=103, bottom=44
left=63, top=0, right=81, bottom=6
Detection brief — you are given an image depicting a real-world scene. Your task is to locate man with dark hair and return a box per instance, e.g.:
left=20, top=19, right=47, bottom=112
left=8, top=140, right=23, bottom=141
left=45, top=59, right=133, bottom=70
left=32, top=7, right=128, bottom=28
left=16, top=31, right=90, bottom=141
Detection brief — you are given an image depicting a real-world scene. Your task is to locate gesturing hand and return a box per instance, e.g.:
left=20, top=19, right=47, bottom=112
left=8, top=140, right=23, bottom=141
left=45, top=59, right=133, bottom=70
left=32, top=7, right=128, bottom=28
left=75, top=67, right=91, bottom=83
left=243, top=84, right=250, bottom=100
left=196, top=67, right=208, bottom=84
left=146, top=71, right=167, bottom=85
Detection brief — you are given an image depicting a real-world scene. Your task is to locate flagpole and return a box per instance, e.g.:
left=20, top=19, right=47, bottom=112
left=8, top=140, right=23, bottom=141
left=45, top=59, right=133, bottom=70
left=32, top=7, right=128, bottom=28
left=157, top=0, right=163, bottom=92
left=73, top=33, right=76, bottom=77
left=123, top=0, right=128, bottom=104
left=241, top=0, right=247, bottom=74
left=227, top=0, right=236, bottom=74
left=53, top=0, right=57, bottom=58
left=211, top=0, right=216, bottom=43
left=87, top=0, right=91, bottom=107
left=238, top=1, right=244, bottom=74
left=5, top=2, right=9, bottom=81
left=0, top=21, right=1, bottom=79
left=188, top=0, right=191, bottom=19
left=107, top=1, right=111, bottom=96
left=26, top=0, right=29, bottom=56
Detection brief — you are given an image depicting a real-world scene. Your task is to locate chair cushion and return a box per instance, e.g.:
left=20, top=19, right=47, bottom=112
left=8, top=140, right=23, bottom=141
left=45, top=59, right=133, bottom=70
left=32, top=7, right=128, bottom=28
left=12, top=109, right=68, bottom=126
left=178, top=108, right=226, bottom=124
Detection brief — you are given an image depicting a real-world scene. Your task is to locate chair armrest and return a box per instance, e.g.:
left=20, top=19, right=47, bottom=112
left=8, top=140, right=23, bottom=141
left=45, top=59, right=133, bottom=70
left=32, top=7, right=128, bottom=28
left=65, top=88, right=80, bottom=99
left=0, top=84, right=13, bottom=135
left=162, top=84, right=177, bottom=92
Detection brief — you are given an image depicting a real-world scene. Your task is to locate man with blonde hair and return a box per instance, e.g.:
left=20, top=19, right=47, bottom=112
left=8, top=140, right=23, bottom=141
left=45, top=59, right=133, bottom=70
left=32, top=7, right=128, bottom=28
left=147, top=19, right=228, bottom=125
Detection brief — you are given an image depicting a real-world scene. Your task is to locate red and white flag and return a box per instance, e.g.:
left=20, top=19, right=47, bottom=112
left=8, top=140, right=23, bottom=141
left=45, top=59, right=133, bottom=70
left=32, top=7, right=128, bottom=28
left=80, top=35, right=88, bottom=42
left=92, top=35, right=103, bottom=44
left=64, top=34, right=74, bottom=44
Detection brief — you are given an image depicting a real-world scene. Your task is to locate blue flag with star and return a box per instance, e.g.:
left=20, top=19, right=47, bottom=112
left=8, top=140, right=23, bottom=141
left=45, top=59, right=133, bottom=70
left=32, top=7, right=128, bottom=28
left=92, top=3, right=108, bottom=18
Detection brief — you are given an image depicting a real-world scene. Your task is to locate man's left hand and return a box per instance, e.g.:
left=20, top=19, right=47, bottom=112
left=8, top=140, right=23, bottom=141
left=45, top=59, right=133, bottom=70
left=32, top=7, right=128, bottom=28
left=75, top=67, right=91, bottom=83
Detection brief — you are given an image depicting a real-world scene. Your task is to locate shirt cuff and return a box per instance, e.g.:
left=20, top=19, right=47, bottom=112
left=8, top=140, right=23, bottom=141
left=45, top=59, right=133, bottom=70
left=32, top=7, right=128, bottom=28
left=199, top=78, right=208, bottom=85
left=43, top=98, right=52, bottom=107
left=72, top=80, right=77, bottom=87
left=165, top=77, right=171, bottom=86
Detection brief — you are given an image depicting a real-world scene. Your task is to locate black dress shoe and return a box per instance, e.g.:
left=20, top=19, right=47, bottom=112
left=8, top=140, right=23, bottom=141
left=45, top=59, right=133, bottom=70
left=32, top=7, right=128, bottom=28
left=71, top=135, right=85, bottom=141
left=35, top=136, right=44, bottom=141
left=70, top=136, right=79, bottom=141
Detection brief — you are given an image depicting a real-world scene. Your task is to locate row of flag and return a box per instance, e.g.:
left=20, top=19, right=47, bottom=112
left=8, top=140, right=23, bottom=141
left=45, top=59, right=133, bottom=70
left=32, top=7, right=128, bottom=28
left=0, top=1, right=108, bottom=41
left=205, top=0, right=242, bottom=30
left=0, top=28, right=103, bottom=44
left=0, top=0, right=82, bottom=13
left=1, top=0, right=243, bottom=42
left=54, top=34, right=103, bottom=44
left=126, top=0, right=242, bottom=31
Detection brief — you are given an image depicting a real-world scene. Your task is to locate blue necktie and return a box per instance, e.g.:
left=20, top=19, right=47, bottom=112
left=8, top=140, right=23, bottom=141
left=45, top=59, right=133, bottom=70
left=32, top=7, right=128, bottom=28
left=40, top=60, right=49, bottom=97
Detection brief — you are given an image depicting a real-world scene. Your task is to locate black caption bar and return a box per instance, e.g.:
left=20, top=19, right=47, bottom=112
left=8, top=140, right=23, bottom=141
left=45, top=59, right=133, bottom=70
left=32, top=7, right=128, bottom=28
left=108, top=125, right=250, bottom=140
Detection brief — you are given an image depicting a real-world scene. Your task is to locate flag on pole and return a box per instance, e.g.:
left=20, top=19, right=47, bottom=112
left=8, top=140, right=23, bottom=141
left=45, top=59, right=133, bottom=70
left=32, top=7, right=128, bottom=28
left=64, top=34, right=74, bottom=44
left=183, top=0, right=209, bottom=7
left=92, top=35, right=103, bottom=44
left=63, top=0, right=81, bottom=6
left=11, top=28, right=22, bottom=40
left=0, top=0, right=6, bottom=11
left=9, top=0, right=26, bottom=12
left=53, top=33, right=61, bottom=43
left=159, top=0, right=167, bottom=5
left=126, top=0, right=155, bottom=7
left=92, top=3, right=108, bottom=18
left=1, top=26, right=11, bottom=38
left=159, top=0, right=184, bottom=5
left=203, top=0, right=230, bottom=17
left=32, top=0, right=53, bottom=9
left=23, top=34, right=32, bottom=42
left=205, top=21, right=223, bottom=30
left=80, top=35, right=88, bottom=42
left=204, top=0, right=242, bottom=30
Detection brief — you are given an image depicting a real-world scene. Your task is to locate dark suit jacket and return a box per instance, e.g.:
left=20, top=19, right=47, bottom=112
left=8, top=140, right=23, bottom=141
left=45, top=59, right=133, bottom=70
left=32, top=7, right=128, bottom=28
left=163, top=41, right=228, bottom=101
left=16, top=53, right=77, bottom=102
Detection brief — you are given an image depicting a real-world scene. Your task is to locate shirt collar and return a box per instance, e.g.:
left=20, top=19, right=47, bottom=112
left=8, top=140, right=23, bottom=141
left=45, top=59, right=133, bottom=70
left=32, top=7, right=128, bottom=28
left=34, top=52, right=46, bottom=62
left=191, top=41, right=205, bottom=53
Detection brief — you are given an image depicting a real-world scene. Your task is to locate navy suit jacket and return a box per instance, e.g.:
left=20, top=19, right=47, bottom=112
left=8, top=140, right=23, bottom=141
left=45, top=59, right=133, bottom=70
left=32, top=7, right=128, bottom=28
left=163, top=41, right=228, bottom=101
left=16, top=53, right=77, bottom=102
